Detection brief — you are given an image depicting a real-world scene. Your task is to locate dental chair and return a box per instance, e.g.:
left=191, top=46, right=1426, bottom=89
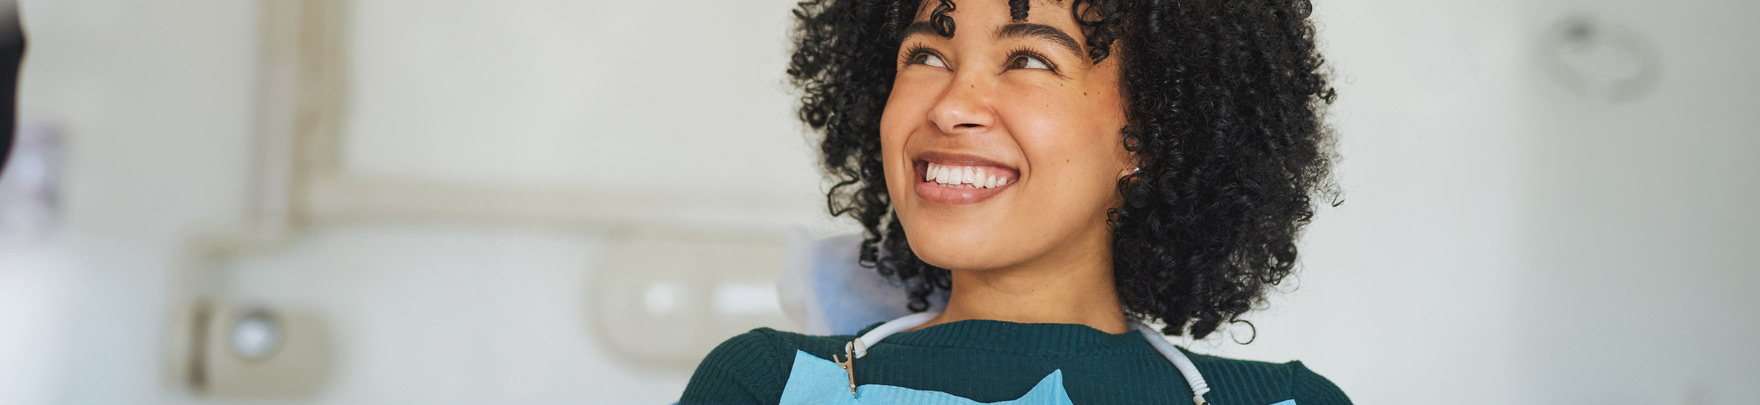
left=776, top=230, right=946, bottom=335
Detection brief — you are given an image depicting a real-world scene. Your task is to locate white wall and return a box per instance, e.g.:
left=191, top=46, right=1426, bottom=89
left=4, top=0, right=260, bottom=404
left=8, top=0, right=814, bottom=404
left=1196, top=1, right=1760, bottom=403
left=341, top=0, right=822, bottom=203
left=1510, top=0, right=1760, bottom=402
left=1189, top=0, right=1537, bottom=401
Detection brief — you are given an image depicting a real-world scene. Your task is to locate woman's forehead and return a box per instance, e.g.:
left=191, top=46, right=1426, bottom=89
left=909, top=0, right=1077, bottom=23
left=906, top=0, right=1085, bottom=42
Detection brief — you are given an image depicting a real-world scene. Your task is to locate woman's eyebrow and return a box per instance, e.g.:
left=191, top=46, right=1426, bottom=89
left=995, top=23, right=1083, bottom=57
left=897, top=21, right=1084, bottom=59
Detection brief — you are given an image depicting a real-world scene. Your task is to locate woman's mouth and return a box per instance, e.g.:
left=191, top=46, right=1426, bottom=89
left=912, top=153, right=1019, bottom=205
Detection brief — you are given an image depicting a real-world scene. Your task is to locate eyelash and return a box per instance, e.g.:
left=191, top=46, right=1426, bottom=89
left=899, top=44, right=1063, bottom=75
left=901, top=44, right=941, bottom=67
left=1005, top=47, right=1060, bottom=74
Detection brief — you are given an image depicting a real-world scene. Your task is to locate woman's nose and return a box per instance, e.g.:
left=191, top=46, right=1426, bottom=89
left=926, top=74, right=996, bottom=135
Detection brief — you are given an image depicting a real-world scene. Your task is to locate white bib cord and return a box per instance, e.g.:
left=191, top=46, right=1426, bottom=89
left=848, top=312, right=1212, bottom=405
left=846, top=311, right=937, bottom=358
left=1134, top=322, right=1211, bottom=405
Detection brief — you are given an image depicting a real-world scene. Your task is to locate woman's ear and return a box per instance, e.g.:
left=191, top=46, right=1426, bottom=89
left=1116, top=150, right=1141, bottom=180
left=1118, top=164, right=1139, bottom=179
left=1113, top=155, right=1140, bottom=206
left=1114, top=129, right=1140, bottom=180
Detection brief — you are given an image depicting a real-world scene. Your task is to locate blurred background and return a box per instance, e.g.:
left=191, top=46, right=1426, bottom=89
left=0, top=0, right=1755, bottom=404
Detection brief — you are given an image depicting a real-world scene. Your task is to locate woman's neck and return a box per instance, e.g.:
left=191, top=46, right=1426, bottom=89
left=917, top=237, right=1131, bottom=334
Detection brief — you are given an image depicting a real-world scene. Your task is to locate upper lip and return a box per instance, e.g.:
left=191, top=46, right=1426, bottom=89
left=914, top=150, right=1018, bottom=170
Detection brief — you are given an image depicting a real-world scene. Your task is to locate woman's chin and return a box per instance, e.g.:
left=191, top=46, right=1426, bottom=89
left=897, top=205, right=1040, bottom=270
left=906, top=236, right=1022, bottom=272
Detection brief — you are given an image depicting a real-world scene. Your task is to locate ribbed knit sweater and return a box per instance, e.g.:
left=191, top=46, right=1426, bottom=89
left=680, top=319, right=1350, bottom=404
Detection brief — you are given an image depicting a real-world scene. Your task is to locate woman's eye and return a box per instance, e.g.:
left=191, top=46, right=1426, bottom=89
left=909, top=52, right=948, bottom=68
left=1008, top=54, right=1052, bottom=71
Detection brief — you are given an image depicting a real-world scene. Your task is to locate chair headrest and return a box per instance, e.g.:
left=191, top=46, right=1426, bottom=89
left=776, top=229, right=945, bottom=335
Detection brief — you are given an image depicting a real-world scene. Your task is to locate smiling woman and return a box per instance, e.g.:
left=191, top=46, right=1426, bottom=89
left=682, top=0, right=1344, bottom=403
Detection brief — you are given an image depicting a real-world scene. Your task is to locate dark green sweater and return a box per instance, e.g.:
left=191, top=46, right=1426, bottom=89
left=681, top=320, right=1350, bottom=404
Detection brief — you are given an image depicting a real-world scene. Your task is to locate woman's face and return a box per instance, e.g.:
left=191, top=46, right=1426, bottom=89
left=881, top=0, right=1131, bottom=273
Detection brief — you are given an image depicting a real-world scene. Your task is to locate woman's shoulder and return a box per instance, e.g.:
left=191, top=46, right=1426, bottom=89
left=679, top=328, right=853, bottom=404
left=1182, top=350, right=1353, bottom=405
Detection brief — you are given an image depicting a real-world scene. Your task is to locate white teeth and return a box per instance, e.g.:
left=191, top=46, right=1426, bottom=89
left=924, top=162, right=1014, bottom=188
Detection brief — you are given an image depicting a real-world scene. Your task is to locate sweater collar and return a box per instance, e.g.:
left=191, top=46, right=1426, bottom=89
left=856, top=318, right=1151, bottom=355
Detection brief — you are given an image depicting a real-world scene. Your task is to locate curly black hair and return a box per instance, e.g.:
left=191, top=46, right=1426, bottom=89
left=787, top=0, right=1338, bottom=339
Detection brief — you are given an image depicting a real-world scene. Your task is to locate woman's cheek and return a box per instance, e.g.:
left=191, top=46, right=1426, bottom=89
left=879, top=79, right=932, bottom=203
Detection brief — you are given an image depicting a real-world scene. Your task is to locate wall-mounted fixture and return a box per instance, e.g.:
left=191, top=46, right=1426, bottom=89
left=228, top=309, right=285, bottom=362
left=187, top=301, right=333, bottom=399
left=1542, top=13, right=1661, bottom=103
left=588, top=230, right=792, bottom=369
